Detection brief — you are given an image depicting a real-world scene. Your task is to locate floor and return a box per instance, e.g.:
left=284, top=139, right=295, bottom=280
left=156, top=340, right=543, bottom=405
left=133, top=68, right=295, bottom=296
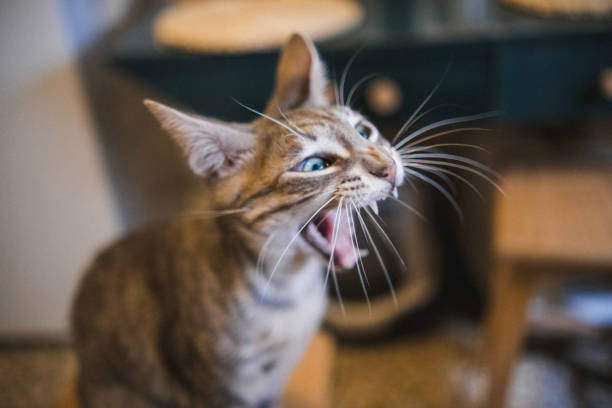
left=0, top=346, right=72, bottom=408
left=1, top=322, right=611, bottom=408
left=334, top=323, right=612, bottom=408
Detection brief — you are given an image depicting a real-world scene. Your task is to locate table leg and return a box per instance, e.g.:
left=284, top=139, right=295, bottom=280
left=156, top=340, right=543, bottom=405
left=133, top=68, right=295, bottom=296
left=484, top=261, right=538, bottom=408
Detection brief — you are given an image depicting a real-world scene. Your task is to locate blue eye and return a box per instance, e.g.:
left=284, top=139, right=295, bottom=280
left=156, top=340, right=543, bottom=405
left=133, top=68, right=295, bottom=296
left=355, top=121, right=373, bottom=139
left=299, top=157, right=331, bottom=172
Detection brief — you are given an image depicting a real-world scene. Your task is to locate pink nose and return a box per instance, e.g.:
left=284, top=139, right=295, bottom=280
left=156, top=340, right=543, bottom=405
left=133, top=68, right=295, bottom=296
left=368, top=163, right=396, bottom=185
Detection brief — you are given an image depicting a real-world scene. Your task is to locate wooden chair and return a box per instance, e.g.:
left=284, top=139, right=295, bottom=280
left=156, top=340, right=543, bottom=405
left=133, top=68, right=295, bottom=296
left=483, top=168, right=612, bottom=408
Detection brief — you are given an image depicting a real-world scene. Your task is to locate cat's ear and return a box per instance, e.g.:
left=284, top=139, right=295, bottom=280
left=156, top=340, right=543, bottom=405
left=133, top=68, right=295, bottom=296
left=144, top=100, right=254, bottom=178
left=264, top=33, right=329, bottom=116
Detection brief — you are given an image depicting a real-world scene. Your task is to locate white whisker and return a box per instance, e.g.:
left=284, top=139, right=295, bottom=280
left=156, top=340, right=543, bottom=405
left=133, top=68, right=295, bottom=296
left=263, top=195, right=335, bottom=295
left=404, top=174, right=419, bottom=193
left=424, top=167, right=457, bottom=194
left=402, top=142, right=490, bottom=154
left=354, top=197, right=407, bottom=271
left=352, top=202, right=397, bottom=306
left=394, top=112, right=498, bottom=149
left=323, top=198, right=343, bottom=290
left=345, top=202, right=371, bottom=312
left=348, top=203, right=370, bottom=287
left=330, top=261, right=345, bottom=317
left=397, top=103, right=464, bottom=136
left=278, top=108, right=307, bottom=136
left=407, top=163, right=484, bottom=199
left=339, top=48, right=364, bottom=106
left=346, top=73, right=379, bottom=107
left=324, top=198, right=345, bottom=316
left=234, top=99, right=303, bottom=139
left=256, top=232, right=278, bottom=276
left=401, top=152, right=500, bottom=177
left=403, top=167, right=464, bottom=221
left=397, top=127, right=490, bottom=151
left=404, top=159, right=504, bottom=195
left=361, top=201, right=387, bottom=226
left=391, top=67, right=450, bottom=144
left=388, top=196, right=427, bottom=220
left=178, top=207, right=249, bottom=224
left=181, top=208, right=247, bottom=217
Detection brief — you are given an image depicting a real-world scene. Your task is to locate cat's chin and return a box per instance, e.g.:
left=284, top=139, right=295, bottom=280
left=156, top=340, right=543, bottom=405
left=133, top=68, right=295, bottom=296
left=301, top=207, right=367, bottom=270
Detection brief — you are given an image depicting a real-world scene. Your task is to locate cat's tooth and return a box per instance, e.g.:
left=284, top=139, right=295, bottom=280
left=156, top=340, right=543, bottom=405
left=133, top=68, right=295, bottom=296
left=359, top=249, right=370, bottom=258
left=392, top=188, right=399, bottom=199
left=369, top=202, right=379, bottom=215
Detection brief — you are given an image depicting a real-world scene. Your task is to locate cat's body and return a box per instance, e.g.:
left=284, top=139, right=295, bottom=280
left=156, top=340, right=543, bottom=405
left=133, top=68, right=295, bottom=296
left=72, top=34, right=404, bottom=407
left=73, top=216, right=325, bottom=408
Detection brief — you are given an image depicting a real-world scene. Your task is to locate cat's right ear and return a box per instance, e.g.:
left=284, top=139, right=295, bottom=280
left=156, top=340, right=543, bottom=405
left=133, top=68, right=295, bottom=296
left=144, top=100, right=254, bottom=178
left=264, top=33, right=329, bottom=116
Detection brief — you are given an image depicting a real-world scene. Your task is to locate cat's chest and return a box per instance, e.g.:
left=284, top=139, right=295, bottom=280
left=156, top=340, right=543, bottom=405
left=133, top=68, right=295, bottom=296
left=240, top=254, right=325, bottom=323
left=239, top=262, right=327, bottom=346
left=253, top=281, right=326, bottom=341
left=216, top=259, right=325, bottom=371
left=214, top=264, right=326, bottom=404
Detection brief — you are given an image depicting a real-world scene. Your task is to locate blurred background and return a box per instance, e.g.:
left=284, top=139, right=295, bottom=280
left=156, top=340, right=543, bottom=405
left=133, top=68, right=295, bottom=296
left=1, top=0, right=612, bottom=407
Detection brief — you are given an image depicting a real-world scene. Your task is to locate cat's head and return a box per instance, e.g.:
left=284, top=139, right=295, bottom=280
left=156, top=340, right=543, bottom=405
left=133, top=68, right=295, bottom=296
left=145, top=34, right=404, bottom=269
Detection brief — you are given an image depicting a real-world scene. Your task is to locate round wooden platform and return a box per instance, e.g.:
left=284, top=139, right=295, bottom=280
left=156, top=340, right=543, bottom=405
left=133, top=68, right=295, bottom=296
left=154, top=0, right=364, bottom=53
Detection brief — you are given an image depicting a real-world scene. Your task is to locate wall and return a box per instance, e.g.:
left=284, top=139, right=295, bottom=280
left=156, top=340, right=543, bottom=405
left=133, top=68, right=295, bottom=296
left=0, top=1, right=122, bottom=334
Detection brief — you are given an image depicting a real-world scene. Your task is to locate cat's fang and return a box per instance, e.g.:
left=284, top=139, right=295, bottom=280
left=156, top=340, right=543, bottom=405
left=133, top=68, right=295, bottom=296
left=392, top=188, right=399, bottom=199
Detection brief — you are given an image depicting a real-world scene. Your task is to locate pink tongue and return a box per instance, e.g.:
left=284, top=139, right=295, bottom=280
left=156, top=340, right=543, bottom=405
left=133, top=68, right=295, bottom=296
left=321, top=209, right=360, bottom=269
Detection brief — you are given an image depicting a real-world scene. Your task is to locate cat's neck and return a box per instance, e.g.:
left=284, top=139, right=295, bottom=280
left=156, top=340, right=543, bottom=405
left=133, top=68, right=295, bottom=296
left=213, top=214, right=324, bottom=303
left=215, top=214, right=316, bottom=269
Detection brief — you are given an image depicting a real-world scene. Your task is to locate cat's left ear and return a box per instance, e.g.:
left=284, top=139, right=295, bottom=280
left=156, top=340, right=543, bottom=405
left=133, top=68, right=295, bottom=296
left=144, top=100, right=254, bottom=178
left=264, top=33, right=329, bottom=116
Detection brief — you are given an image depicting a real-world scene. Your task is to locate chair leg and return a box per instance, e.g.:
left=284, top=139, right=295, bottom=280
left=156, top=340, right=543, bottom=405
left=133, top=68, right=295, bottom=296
left=282, top=331, right=335, bottom=408
left=484, top=261, right=538, bottom=408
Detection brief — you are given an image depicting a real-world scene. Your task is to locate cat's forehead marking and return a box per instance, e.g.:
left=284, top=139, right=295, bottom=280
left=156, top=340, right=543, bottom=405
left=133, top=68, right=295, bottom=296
left=299, top=127, right=350, bottom=158
left=284, top=106, right=383, bottom=159
left=326, top=105, right=361, bottom=122
left=290, top=106, right=362, bottom=127
left=296, top=115, right=362, bottom=155
left=340, top=108, right=362, bottom=125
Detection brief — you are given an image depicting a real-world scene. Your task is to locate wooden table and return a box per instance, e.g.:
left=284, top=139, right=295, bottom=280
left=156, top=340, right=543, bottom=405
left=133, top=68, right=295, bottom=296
left=484, top=168, right=612, bottom=408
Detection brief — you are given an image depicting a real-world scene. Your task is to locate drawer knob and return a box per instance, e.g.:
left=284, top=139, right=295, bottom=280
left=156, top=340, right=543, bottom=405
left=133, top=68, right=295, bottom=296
left=600, top=67, right=612, bottom=101
left=365, top=77, right=403, bottom=116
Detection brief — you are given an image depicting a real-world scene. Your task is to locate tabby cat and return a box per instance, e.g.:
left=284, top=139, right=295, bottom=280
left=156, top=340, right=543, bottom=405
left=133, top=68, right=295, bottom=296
left=71, top=33, right=404, bottom=408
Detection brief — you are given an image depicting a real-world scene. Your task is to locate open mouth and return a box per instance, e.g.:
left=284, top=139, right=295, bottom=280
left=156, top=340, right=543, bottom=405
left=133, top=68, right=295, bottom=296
left=301, top=207, right=367, bottom=270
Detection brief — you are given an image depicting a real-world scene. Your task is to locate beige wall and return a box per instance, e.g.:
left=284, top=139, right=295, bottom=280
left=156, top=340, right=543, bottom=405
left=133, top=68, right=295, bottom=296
left=0, top=2, right=122, bottom=334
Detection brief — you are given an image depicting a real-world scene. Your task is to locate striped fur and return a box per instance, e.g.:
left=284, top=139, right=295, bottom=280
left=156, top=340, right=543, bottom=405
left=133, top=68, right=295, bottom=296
left=71, top=34, right=403, bottom=407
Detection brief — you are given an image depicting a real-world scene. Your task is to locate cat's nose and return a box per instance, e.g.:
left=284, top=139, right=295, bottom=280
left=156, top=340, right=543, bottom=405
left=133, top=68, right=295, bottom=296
left=366, top=161, right=396, bottom=185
